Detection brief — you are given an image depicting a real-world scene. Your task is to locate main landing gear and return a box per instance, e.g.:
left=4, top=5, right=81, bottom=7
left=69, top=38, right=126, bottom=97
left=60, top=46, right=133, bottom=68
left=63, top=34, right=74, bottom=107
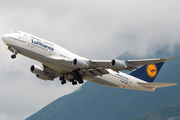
left=75, top=74, right=84, bottom=84
left=59, top=74, right=84, bottom=85
left=60, top=76, right=66, bottom=85
left=70, top=79, right=77, bottom=85
left=71, top=74, right=84, bottom=85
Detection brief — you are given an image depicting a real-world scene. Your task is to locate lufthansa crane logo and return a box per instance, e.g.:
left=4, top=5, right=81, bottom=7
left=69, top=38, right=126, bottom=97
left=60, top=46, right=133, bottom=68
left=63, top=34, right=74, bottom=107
left=146, top=64, right=157, bottom=78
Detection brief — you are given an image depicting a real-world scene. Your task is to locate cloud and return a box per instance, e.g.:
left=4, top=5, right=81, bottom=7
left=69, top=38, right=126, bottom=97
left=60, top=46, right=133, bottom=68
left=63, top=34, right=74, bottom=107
left=0, top=0, right=180, bottom=120
left=0, top=59, right=82, bottom=120
left=1, top=1, right=180, bottom=59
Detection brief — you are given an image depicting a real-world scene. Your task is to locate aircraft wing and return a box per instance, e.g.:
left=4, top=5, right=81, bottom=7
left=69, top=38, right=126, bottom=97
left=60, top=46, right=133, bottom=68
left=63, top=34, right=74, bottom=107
left=43, top=65, right=60, bottom=78
left=47, top=57, right=110, bottom=77
left=90, top=60, right=111, bottom=68
left=46, top=56, right=175, bottom=77
left=45, top=56, right=74, bottom=67
left=91, top=57, right=175, bottom=71
left=125, top=57, right=175, bottom=66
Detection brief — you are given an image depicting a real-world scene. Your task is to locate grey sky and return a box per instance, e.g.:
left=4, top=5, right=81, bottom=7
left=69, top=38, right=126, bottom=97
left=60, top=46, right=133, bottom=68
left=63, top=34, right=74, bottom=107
left=0, top=0, right=180, bottom=120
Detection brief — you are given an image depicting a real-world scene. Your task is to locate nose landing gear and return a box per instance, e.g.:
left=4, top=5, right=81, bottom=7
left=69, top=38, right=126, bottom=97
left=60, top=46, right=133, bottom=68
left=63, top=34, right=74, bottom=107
left=11, top=54, right=16, bottom=59
left=8, top=47, right=18, bottom=59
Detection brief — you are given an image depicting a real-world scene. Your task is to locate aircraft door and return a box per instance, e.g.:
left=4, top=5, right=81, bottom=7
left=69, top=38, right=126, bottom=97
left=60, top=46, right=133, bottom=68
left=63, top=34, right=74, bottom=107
left=49, top=50, right=52, bottom=55
left=24, top=34, right=31, bottom=48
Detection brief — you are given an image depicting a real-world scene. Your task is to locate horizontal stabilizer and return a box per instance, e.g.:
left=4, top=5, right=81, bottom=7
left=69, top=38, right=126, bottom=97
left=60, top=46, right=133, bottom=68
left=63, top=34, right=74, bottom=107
left=138, top=83, right=177, bottom=88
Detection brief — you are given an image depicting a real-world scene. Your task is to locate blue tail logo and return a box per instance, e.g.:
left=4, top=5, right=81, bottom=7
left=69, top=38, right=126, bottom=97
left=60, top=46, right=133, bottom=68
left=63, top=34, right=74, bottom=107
left=129, top=62, right=164, bottom=82
left=146, top=64, right=157, bottom=78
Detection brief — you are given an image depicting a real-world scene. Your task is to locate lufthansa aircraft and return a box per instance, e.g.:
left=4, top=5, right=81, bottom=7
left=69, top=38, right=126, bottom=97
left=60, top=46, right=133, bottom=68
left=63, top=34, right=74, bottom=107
left=2, top=31, right=177, bottom=92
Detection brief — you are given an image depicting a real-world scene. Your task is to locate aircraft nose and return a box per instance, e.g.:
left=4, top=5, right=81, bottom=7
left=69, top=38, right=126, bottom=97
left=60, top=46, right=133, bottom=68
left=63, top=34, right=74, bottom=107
left=1, top=34, right=9, bottom=43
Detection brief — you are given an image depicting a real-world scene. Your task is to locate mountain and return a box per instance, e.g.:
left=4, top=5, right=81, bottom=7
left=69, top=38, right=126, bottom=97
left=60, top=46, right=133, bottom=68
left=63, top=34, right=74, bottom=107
left=132, top=100, right=180, bottom=120
left=26, top=44, right=180, bottom=120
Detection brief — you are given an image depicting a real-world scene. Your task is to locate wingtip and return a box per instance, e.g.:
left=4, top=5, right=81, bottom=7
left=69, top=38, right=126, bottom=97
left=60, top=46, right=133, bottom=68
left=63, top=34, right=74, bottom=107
left=172, top=83, right=177, bottom=86
left=168, top=83, right=178, bottom=86
left=166, top=56, right=176, bottom=61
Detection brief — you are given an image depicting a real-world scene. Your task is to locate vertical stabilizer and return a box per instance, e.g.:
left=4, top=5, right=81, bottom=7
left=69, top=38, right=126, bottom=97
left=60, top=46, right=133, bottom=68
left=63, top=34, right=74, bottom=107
left=129, top=62, right=164, bottom=82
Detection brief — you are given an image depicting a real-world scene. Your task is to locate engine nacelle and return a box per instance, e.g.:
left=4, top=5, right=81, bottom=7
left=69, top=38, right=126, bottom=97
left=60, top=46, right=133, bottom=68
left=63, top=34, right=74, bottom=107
left=36, top=75, right=53, bottom=81
left=72, top=58, right=88, bottom=68
left=110, top=59, right=127, bottom=71
left=30, top=65, right=44, bottom=75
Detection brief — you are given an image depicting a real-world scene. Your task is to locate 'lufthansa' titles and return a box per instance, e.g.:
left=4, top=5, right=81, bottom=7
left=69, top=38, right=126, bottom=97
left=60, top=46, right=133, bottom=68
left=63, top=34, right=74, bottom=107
left=32, top=39, right=54, bottom=51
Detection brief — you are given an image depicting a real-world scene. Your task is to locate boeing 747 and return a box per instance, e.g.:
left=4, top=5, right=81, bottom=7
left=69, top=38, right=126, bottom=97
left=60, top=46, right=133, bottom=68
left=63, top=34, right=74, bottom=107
left=1, top=31, right=177, bottom=92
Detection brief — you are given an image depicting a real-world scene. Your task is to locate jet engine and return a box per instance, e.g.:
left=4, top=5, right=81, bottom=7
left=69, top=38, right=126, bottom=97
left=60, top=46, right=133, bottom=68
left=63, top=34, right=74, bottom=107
left=30, top=65, right=44, bottom=75
left=110, top=59, right=127, bottom=71
left=30, top=65, right=53, bottom=81
left=72, top=58, right=88, bottom=68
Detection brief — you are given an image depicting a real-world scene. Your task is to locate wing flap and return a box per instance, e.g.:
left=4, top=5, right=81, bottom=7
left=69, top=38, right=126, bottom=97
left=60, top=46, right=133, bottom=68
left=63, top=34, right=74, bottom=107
left=84, top=67, right=109, bottom=77
left=90, top=60, right=111, bottom=68
left=138, top=82, right=177, bottom=88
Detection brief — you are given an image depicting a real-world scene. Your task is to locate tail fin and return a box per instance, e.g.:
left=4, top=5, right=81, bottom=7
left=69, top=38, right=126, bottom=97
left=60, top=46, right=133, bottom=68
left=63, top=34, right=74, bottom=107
left=129, top=62, right=164, bottom=82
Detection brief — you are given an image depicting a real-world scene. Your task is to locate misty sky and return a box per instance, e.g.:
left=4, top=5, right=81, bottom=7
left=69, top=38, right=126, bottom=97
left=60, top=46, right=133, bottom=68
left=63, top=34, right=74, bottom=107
left=0, top=0, right=180, bottom=120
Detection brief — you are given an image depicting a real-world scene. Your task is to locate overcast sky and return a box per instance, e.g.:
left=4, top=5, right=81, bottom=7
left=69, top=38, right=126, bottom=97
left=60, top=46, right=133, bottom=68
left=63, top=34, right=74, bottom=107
left=0, top=0, right=180, bottom=120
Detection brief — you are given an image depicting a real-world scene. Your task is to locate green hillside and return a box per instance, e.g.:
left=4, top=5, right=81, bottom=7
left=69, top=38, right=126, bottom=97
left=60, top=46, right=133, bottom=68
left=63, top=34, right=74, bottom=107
left=26, top=45, right=180, bottom=120
left=132, top=100, right=180, bottom=120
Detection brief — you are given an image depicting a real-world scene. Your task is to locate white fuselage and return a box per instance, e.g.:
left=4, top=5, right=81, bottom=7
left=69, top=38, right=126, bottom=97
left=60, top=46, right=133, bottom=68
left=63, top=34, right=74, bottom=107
left=2, top=31, right=155, bottom=92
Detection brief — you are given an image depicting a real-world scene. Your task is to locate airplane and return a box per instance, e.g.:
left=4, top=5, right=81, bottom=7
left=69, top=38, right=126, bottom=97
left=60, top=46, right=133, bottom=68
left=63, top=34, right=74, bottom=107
left=1, top=31, right=177, bottom=92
